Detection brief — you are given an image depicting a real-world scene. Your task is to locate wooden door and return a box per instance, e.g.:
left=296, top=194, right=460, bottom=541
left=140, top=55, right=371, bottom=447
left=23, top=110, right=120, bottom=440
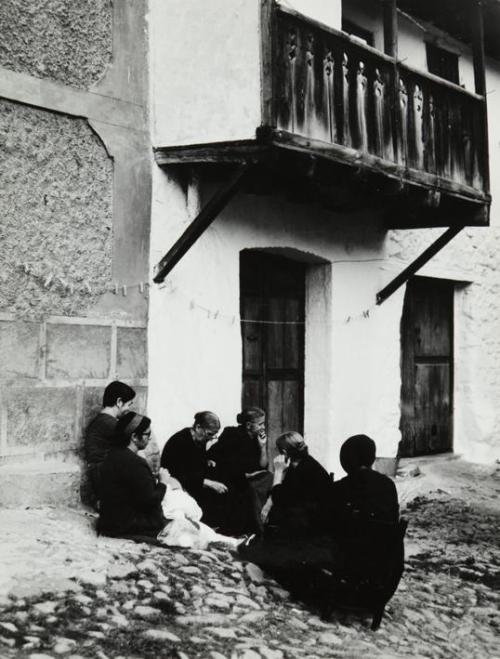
left=240, top=251, right=305, bottom=457
left=400, top=277, right=454, bottom=457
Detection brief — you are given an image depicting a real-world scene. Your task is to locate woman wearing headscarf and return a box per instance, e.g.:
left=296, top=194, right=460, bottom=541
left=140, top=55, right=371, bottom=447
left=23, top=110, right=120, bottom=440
left=208, top=407, right=273, bottom=535
left=331, top=434, right=399, bottom=529
left=97, top=412, right=168, bottom=539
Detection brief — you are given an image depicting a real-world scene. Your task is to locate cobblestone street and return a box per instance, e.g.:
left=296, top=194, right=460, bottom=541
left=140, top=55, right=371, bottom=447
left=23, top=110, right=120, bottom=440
left=0, top=458, right=499, bottom=659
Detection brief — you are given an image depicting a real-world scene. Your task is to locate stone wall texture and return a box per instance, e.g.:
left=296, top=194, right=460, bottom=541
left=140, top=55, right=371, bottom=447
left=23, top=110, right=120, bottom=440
left=0, top=0, right=112, bottom=89
left=0, top=99, right=113, bottom=318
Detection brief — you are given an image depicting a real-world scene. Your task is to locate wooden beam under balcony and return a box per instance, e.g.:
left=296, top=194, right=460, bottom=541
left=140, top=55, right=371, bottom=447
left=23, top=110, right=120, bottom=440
left=154, top=140, right=267, bottom=166
left=153, top=164, right=253, bottom=284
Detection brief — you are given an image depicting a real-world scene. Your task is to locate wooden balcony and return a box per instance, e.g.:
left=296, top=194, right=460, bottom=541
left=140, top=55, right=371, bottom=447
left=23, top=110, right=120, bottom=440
left=155, top=1, right=490, bottom=229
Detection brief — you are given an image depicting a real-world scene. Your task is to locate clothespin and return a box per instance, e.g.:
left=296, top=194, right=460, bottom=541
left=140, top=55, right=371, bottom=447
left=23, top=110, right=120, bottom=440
left=363, top=309, right=370, bottom=318
left=345, top=316, right=351, bottom=324
left=114, top=283, right=119, bottom=295
left=122, top=285, right=127, bottom=297
left=139, top=282, right=145, bottom=294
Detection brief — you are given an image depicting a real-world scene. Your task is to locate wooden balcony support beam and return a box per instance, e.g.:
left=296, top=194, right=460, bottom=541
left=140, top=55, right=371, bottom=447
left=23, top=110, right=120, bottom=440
left=153, top=164, right=253, bottom=284
left=376, top=225, right=464, bottom=305
left=383, top=0, right=398, bottom=58
left=472, top=0, right=490, bottom=193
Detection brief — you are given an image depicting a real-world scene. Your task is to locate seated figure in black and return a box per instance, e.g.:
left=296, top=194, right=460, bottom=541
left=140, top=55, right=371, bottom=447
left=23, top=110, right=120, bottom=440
left=268, top=431, right=333, bottom=536
left=208, top=407, right=273, bottom=535
left=326, top=434, right=404, bottom=629
left=332, top=434, right=399, bottom=529
left=84, top=380, right=136, bottom=507
left=160, top=411, right=229, bottom=530
left=239, top=431, right=334, bottom=573
left=97, top=412, right=168, bottom=539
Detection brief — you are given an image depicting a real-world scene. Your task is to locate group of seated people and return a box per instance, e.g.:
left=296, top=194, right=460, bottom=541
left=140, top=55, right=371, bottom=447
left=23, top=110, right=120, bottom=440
left=85, top=381, right=402, bottom=622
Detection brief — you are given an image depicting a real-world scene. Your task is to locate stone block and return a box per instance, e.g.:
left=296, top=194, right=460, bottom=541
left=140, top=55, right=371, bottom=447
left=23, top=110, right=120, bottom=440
left=4, top=386, right=77, bottom=450
left=0, top=460, right=80, bottom=507
left=0, top=320, right=40, bottom=378
left=116, top=327, right=147, bottom=379
left=133, top=387, right=148, bottom=415
left=81, top=387, right=104, bottom=435
left=46, top=324, right=111, bottom=379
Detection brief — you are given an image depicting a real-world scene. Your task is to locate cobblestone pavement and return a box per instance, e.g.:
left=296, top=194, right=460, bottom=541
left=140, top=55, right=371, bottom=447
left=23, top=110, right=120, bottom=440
left=0, top=458, right=499, bottom=659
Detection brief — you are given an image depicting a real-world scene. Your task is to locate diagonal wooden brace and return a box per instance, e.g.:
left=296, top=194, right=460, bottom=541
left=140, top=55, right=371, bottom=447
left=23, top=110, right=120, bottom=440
left=153, top=164, right=253, bottom=284
left=376, top=225, right=465, bottom=305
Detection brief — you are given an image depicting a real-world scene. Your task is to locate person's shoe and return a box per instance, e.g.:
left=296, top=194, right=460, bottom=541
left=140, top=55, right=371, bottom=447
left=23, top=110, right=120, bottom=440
left=238, top=533, right=256, bottom=548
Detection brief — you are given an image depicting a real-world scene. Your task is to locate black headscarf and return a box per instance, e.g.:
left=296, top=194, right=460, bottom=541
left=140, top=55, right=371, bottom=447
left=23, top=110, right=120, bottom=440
left=340, top=434, right=376, bottom=474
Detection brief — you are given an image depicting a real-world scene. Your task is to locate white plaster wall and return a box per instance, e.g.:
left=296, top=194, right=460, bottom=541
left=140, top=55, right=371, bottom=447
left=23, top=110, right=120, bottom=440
left=149, top=0, right=261, bottom=146
left=339, top=0, right=500, bottom=465
left=278, top=0, right=341, bottom=29
left=385, top=54, right=500, bottom=465
left=149, top=166, right=406, bottom=476
left=148, top=0, right=500, bottom=474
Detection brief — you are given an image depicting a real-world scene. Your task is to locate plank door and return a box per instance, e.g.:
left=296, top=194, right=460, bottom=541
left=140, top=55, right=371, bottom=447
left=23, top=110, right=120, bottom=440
left=240, top=251, right=305, bottom=458
left=400, top=277, right=454, bottom=457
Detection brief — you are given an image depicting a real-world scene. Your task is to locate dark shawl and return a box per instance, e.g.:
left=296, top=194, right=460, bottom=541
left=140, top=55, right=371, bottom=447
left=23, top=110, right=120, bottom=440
left=208, top=425, right=263, bottom=487
left=160, top=427, right=208, bottom=500
left=269, top=453, right=333, bottom=536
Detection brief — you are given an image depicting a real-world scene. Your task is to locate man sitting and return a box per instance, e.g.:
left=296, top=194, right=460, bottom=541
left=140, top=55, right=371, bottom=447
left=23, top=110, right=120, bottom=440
left=84, top=380, right=135, bottom=506
left=160, top=411, right=228, bottom=530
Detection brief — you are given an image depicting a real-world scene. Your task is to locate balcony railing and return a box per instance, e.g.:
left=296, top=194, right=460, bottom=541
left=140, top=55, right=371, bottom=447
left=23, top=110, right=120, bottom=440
left=270, top=5, right=488, bottom=197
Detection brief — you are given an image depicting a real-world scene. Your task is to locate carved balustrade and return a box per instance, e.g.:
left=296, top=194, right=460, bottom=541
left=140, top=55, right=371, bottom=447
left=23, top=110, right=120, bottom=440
left=272, top=7, right=487, bottom=193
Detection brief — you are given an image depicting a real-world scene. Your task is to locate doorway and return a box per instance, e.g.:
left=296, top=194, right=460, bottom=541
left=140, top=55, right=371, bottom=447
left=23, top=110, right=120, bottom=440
left=400, top=277, right=454, bottom=457
left=240, top=250, right=305, bottom=455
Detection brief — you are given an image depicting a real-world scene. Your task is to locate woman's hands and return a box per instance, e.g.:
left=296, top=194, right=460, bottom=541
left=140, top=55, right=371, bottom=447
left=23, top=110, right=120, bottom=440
left=203, top=478, right=228, bottom=494
left=258, top=430, right=268, bottom=447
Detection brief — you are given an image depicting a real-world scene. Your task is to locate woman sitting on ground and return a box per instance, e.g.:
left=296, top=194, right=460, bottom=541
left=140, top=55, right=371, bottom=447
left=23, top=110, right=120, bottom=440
left=267, top=431, right=333, bottom=537
left=238, top=431, right=333, bottom=573
left=97, top=412, right=167, bottom=539
left=98, top=411, right=238, bottom=548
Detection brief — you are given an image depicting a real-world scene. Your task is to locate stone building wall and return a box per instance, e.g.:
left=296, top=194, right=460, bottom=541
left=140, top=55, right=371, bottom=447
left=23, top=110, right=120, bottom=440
left=0, top=0, right=112, bottom=89
left=0, top=0, right=151, bottom=505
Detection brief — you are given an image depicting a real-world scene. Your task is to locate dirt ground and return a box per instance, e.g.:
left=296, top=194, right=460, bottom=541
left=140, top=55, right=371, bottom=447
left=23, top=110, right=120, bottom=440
left=0, top=456, right=499, bottom=659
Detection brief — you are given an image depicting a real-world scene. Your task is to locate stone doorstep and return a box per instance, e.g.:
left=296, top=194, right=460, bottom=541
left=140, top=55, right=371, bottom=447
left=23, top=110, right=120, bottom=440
left=397, top=453, right=461, bottom=477
left=398, top=453, right=460, bottom=468
left=0, top=460, right=81, bottom=507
